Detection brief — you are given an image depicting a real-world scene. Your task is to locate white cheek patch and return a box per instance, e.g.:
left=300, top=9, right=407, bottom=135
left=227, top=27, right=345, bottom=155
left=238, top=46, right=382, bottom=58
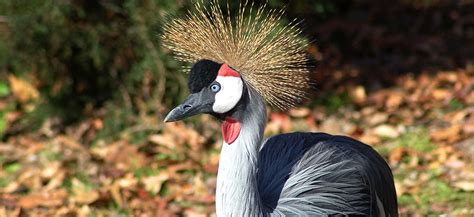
left=213, top=75, right=243, bottom=113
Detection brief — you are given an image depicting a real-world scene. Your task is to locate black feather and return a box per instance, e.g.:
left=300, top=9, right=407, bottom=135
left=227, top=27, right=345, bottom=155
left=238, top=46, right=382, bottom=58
left=188, top=60, right=221, bottom=93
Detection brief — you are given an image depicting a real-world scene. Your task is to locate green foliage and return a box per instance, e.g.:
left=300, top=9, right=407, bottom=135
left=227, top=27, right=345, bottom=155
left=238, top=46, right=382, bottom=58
left=397, top=127, right=436, bottom=152
left=398, top=178, right=470, bottom=215
left=20, top=100, right=64, bottom=131
left=155, top=152, right=184, bottom=162
left=0, top=82, right=11, bottom=137
left=0, top=81, right=9, bottom=97
left=312, top=92, right=350, bottom=113
left=4, top=162, right=22, bottom=173
left=0, top=114, right=6, bottom=137
left=0, top=0, right=335, bottom=137
left=268, top=0, right=337, bottom=17
left=95, top=105, right=134, bottom=141
left=133, top=167, right=160, bottom=178
left=448, top=99, right=464, bottom=111
left=39, top=144, right=63, bottom=162
left=1, top=0, right=187, bottom=129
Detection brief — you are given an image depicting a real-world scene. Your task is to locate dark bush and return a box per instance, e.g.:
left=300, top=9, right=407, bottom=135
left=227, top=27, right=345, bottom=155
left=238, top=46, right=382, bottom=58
left=0, top=0, right=187, bottom=127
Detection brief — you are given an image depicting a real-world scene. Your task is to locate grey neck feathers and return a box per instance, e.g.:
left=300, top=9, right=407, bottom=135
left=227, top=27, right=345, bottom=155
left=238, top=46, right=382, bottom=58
left=215, top=86, right=267, bottom=216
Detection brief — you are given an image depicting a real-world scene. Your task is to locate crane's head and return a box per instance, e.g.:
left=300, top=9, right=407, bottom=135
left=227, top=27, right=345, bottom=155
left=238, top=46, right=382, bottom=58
left=161, top=1, right=312, bottom=112
left=164, top=60, right=244, bottom=122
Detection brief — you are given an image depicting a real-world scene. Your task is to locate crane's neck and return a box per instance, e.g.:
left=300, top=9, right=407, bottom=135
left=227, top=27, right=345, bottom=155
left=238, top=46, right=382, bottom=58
left=215, top=86, right=267, bottom=216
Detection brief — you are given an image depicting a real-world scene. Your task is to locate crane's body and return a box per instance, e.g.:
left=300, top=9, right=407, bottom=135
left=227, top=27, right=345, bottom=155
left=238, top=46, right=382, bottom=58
left=162, top=1, right=398, bottom=216
left=213, top=84, right=397, bottom=216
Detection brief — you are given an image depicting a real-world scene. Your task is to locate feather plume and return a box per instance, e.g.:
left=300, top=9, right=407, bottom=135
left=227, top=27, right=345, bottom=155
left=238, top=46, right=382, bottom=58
left=161, top=0, right=311, bottom=109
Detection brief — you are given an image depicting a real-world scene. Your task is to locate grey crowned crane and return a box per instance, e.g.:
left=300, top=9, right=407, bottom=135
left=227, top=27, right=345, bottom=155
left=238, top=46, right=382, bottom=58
left=162, top=1, right=398, bottom=216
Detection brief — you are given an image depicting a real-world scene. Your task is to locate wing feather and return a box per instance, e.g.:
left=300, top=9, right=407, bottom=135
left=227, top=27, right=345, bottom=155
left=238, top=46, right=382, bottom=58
left=257, top=132, right=398, bottom=216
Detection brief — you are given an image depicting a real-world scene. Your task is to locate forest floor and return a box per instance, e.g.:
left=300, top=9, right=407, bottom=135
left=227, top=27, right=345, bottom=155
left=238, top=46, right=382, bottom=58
left=0, top=65, right=473, bottom=216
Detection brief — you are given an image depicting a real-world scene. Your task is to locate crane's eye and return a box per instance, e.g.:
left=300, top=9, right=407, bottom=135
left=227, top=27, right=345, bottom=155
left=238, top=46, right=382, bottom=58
left=210, top=83, right=221, bottom=92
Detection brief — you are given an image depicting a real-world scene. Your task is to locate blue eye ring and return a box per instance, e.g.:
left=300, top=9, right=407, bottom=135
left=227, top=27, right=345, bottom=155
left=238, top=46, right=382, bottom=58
left=210, top=83, right=221, bottom=92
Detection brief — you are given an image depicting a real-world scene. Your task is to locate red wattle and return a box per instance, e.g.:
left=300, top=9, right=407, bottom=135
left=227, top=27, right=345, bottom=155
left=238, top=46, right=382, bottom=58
left=221, top=117, right=241, bottom=144
left=218, top=64, right=240, bottom=77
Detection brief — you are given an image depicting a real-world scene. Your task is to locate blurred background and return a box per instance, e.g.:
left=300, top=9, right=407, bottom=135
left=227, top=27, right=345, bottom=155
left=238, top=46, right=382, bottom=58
left=0, top=0, right=473, bottom=216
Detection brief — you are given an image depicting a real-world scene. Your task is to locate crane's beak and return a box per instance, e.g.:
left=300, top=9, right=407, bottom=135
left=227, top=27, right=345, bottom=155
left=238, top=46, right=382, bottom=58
left=164, top=90, right=213, bottom=122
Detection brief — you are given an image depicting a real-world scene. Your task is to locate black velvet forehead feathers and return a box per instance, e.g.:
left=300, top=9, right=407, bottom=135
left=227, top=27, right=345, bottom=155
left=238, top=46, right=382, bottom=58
left=188, top=59, right=221, bottom=93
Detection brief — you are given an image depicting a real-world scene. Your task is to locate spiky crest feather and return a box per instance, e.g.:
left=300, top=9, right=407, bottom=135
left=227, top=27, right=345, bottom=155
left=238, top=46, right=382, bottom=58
left=161, top=0, right=311, bottom=109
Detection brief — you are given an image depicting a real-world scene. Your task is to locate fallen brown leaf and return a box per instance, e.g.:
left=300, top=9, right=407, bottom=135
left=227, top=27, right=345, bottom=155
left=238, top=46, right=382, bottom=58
left=389, top=147, right=405, bottom=164
left=8, top=74, right=39, bottom=104
left=431, top=88, right=451, bottom=100
left=288, top=108, right=311, bottom=118
left=142, top=173, right=169, bottom=195
left=430, top=125, right=461, bottom=143
left=349, top=85, right=367, bottom=104
left=18, top=190, right=67, bottom=209
left=385, top=91, right=404, bottom=110
left=149, top=134, right=176, bottom=149
left=452, top=181, right=474, bottom=191
left=373, top=125, right=400, bottom=138
left=365, top=112, right=388, bottom=126
left=109, top=182, right=123, bottom=208
left=71, top=178, right=99, bottom=205
left=358, top=133, right=381, bottom=145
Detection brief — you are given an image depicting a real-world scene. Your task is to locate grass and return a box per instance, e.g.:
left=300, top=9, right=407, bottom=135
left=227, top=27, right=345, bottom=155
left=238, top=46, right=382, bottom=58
left=90, top=203, right=130, bottom=217
left=396, top=127, right=436, bottom=152
left=448, top=98, right=465, bottom=111
left=4, top=162, right=22, bottom=173
left=0, top=81, right=9, bottom=97
left=398, top=178, right=471, bottom=215
left=0, top=113, right=6, bottom=137
left=389, top=126, right=472, bottom=215
left=38, top=145, right=63, bottom=162
left=95, top=105, right=134, bottom=142
left=62, top=172, right=97, bottom=193
left=0, top=177, right=10, bottom=188
left=133, top=167, right=161, bottom=178
left=311, top=92, right=350, bottom=113
left=0, top=82, right=13, bottom=138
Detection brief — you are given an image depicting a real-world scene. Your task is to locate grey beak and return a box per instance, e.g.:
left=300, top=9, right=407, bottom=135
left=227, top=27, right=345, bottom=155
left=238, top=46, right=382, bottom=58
left=163, top=90, right=214, bottom=122
left=164, top=105, right=192, bottom=122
